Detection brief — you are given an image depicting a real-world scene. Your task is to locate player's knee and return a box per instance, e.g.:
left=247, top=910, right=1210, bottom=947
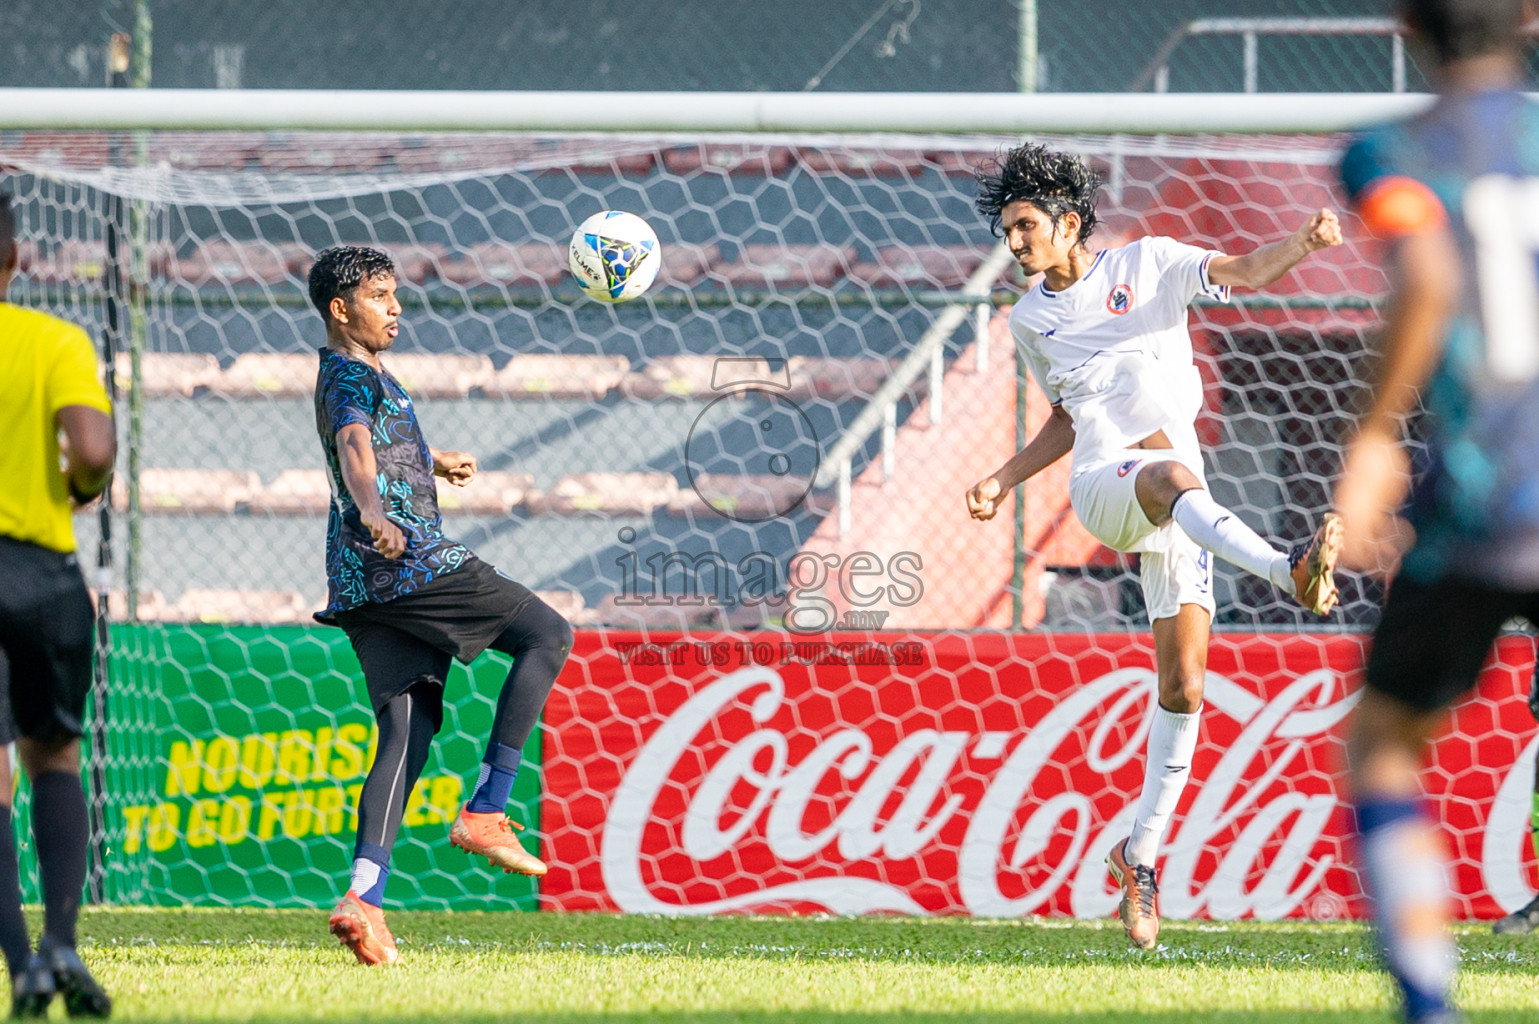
left=535, top=602, right=575, bottom=655
left=1158, top=669, right=1205, bottom=714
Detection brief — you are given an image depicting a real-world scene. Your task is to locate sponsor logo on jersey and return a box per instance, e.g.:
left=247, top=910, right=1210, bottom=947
left=1117, top=459, right=1141, bottom=477
left=1106, top=283, right=1134, bottom=315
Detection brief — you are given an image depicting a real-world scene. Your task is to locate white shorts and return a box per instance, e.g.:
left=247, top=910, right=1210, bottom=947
left=1069, top=450, right=1216, bottom=623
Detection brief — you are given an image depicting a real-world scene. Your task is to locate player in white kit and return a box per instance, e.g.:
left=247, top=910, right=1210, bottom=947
left=965, top=143, right=1346, bottom=950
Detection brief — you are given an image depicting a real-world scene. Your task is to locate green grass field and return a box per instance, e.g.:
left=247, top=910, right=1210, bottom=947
left=54, top=908, right=1539, bottom=1022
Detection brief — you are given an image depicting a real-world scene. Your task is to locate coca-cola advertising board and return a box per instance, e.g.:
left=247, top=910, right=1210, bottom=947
left=542, top=631, right=1538, bottom=920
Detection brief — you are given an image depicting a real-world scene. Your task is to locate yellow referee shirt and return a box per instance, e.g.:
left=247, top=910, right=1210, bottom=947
left=0, top=303, right=112, bottom=553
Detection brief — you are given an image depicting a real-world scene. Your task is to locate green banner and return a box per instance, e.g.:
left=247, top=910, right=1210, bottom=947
left=53, top=623, right=542, bottom=911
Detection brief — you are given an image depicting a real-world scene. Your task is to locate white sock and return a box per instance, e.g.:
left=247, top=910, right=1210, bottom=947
left=350, top=858, right=383, bottom=898
left=1171, top=489, right=1292, bottom=589
left=1125, top=704, right=1202, bottom=867
left=1359, top=803, right=1456, bottom=1016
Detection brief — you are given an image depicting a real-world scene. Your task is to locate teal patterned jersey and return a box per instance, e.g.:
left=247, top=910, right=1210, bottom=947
left=313, top=348, right=468, bottom=619
left=1341, top=89, right=1539, bottom=588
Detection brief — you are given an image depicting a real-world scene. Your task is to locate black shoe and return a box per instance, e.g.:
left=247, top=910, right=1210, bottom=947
left=10, top=954, right=55, bottom=1019
left=37, top=941, right=110, bottom=1019
left=1493, top=893, right=1539, bottom=935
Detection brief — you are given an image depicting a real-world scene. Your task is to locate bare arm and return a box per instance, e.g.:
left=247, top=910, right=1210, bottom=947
left=336, top=422, right=406, bottom=558
left=1333, top=228, right=1458, bottom=573
left=55, top=405, right=116, bottom=503
left=429, top=447, right=477, bottom=485
left=966, top=404, right=1075, bottom=521
left=1206, top=208, right=1343, bottom=289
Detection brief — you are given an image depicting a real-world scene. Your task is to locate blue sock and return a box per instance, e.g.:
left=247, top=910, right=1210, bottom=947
left=466, top=743, right=522, bottom=814
left=350, top=841, right=391, bottom=907
left=1356, top=797, right=1456, bottom=1022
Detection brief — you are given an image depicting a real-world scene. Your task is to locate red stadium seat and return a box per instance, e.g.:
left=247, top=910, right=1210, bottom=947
left=655, top=242, right=720, bottom=288
left=378, top=352, right=494, bottom=398
left=848, top=245, right=987, bottom=289
left=795, top=148, right=928, bottom=177
left=434, top=470, right=535, bottom=515
left=438, top=242, right=566, bottom=287
left=245, top=470, right=332, bottom=516
left=147, top=133, right=265, bottom=171
left=716, top=243, right=856, bottom=289
left=668, top=473, right=819, bottom=520
left=114, top=469, right=263, bottom=514
left=173, top=241, right=306, bottom=286
left=786, top=356, right=902, bottom=402
left=528, top=472, right=678, bottom=516
left=485, top=354, right=630, bottom=399
left=620, top=355, right=787, bottom=399
left=18, top=240, right=107, bottom=285
left=662, top=145, right=795, bottom=176
left=112, top=352, right=223, bottom=398
left=216, top=352, right=316, bottom=397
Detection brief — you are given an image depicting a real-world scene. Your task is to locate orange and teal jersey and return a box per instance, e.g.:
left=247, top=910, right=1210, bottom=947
left=1341, top=89, right=1539, bottom=587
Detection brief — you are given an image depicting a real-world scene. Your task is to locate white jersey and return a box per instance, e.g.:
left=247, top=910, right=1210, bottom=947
left=1009, top=236, right=1230, bottom=470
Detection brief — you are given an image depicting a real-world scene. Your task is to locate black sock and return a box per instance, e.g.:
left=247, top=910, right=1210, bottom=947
left=31, top=772, right=88, bottom=950
left=0, top=807, right=31, bottom=975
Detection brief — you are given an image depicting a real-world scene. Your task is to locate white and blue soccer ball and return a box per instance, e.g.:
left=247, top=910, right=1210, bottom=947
left=567, top=210, right=661, bottom=303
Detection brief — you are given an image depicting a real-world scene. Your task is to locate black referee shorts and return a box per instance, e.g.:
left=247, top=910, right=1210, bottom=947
left=333, top=557, right=536, bottom=727
left=0, top=536, right=96, bottom=745
left=1366, top=572, right=1539, bottom=713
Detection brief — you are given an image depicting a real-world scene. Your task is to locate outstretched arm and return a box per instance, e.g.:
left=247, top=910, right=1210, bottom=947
left=1333, top=228, right=1457, bottom=574
left=430, top=447, right=477, bottom=486
left=966, top=404, right=1075, bottom=521
left=1206, top=208, right=1343, bottom=289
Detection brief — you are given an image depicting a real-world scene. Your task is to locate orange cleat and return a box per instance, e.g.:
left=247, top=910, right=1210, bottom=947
left=329, top=891, right=400, bottom=966
left=1106, top=838, right=1160, bottom=950
left=449, top=806, right=548, bottom=876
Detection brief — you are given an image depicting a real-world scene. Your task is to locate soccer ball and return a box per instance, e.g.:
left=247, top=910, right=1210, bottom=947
left=568, top=210, right=661, bottom=303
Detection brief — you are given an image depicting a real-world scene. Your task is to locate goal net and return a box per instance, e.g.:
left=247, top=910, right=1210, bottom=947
left=3, top=119, right=1534, bottom=918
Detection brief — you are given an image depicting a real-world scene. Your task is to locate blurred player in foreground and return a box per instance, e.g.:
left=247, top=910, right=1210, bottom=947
left=1335, top=1, right=1539, bottom=1020
left=0, top=193, right=115, bottom=1017
left=966, top=144, right=1344, bottom=950
left=308, top=246, right=573, bottom=965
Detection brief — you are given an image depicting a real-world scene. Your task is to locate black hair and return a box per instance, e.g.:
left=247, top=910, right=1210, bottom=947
left=975, top=142, right=1102, bottom=246
left=0, top=193, right=15, bottom=273
left=307, top=245, right=396, bottom=321
left=1401, top=0, right=1525, bottom=64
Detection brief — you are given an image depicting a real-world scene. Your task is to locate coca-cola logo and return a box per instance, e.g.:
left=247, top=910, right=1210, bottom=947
left=601, top=662, right=1368, bottom=918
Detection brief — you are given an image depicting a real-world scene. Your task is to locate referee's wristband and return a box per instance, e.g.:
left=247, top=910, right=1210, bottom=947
left=68, top=475, right=106, bottom=506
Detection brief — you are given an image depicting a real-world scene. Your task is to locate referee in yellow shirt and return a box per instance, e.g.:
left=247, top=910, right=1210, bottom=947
left=0, top=192, right=114, bottom=1018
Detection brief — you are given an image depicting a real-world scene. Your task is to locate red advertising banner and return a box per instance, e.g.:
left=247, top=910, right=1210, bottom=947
left=542, top=631, right=1538, bottom=920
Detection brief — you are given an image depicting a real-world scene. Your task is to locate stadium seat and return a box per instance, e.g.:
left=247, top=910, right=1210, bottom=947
left=13, top=132, right=111, bottom=169
left=216, top=352, right=316, bottom=397
left=716, top=243, right=856, bottom=288
left=668, top=473, right=819, bottom=520
left=620, top=355, right=787, bottom=399
left=786, top=356, right=901, bottom=402
left=662, top=144, right=795, bottom=176
left=244, top=469, right=332, bottom=516
left=171, top=588, right=311, bottom=624
left=147, top=132, right=265, bottom=171
left=528, top=472, right=678, bottom=515
left=89, top=589, right=172, bottom=621
left=112, top=352, right=223, bottom=398
left=437, top=242, right=565, bottom=287
left=655, top=242, right=720, bottom=288
left=258, top=140, right=391, bottom=173
left=17, top=240, right=107, bottom=285
left=378, top=352, right=494, bottom=397
left=795, top=148, right=928, bottom=177
left=848, top=245, right=987, bottom=289
left=173, top=240, right=307, bottom=286
left=115, top=469, right=263, bottom=514
left=434, top=470, right=535, bottom=515
left=484, top=354, right=630, bottom=399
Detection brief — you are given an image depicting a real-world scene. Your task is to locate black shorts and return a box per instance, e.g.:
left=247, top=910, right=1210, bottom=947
left=334, top=557, right=535, bottom=720
left=0, top=536, right=95, bottom=744
left=1366, top=572, right=1539, bottom=713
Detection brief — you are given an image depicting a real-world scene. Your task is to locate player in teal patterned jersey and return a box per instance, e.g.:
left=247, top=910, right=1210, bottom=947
left=1335, top=2, right=1539, bottom=1021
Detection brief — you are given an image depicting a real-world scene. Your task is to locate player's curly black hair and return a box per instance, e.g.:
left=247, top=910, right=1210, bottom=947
left=974, top=142, right=1102, bottom=246
left=307, top=245, right=397, bottom=322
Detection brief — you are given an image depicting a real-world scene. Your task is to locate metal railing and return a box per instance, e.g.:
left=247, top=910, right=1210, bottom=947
left=814, top=242, right=1017, bottom=538
left=1129, top=17, right=1409, bottom=94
